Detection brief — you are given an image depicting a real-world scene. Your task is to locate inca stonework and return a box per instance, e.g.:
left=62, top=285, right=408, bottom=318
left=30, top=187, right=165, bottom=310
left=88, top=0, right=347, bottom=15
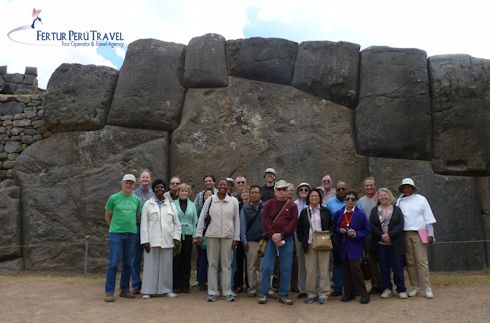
left=0, top=34, right=489, bottom=272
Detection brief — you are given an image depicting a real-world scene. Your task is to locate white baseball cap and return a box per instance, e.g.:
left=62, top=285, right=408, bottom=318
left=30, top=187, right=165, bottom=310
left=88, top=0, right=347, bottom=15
left=122, top=174, right=136, bottom=182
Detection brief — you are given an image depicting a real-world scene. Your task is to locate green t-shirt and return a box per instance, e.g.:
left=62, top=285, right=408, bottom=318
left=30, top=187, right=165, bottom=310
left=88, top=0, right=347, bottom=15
left=105, top=192, right=140, bottom=233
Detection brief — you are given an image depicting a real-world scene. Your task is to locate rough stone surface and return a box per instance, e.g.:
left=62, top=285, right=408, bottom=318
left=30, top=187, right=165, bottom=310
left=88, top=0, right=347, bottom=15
left=4, top=141, right=21, bottom=153
left=478, top=177, right=490, bottom=268
left=44, top=63, right=119, bottom=132
left=183, top=33, right=227, bottom=88
left=107, top=39, right=186, bottom=131
left=226, top=37, right=298, bottom=85
left=14, top=126, right=169, bottom=271
left=25, top=66, right=38, bottom=76
left=355, top=47, right=431, bottom=160
left=292, top=41, right=360, bottom=108
left=429, top=55, right=490, bottom=175
left=0, top=179, right=21, bottom=261
left=171, top=76, right=368, bottom=190
left=0, top=101, right=25, bottom=115
left=368, top=157, right=487, bottom=270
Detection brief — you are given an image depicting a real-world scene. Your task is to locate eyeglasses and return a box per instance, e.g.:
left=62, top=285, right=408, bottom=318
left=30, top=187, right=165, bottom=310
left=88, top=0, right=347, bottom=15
left=170, top=182, right=180, bottom=185
left=276, top=187, right=287, bottom=191
left=322, top=179, right=331, bottom=183
left=337, top=188, right=346, bottom=191
left=345, top=197, right=356, bottom=202
left=299, top=188, right=309, bottom=192
left=236, top=181, right=245, bottom=184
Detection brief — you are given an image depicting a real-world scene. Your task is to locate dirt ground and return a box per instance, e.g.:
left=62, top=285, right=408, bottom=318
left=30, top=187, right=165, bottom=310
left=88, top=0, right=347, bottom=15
left=0, top=271, right=489, bottom=323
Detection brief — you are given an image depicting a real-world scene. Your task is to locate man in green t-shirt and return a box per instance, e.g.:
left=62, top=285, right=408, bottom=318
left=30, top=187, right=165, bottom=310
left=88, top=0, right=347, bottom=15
left=104, top=174, right=141, bottom=302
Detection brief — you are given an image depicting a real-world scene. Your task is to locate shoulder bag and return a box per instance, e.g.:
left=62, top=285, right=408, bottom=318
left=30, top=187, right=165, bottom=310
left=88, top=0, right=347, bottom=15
left=308, top=207, right=333, bottom=251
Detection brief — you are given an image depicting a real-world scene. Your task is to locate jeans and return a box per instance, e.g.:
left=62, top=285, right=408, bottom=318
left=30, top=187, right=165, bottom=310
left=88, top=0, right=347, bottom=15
left=105, top=232, right=137, bottom=295
left=131, top=226, right=142, bottom=289
left=377, top=244, right=406, bottom=293
left=332, top=263, right=343, bottom=292
left=259, top=236, right=294, bottom=298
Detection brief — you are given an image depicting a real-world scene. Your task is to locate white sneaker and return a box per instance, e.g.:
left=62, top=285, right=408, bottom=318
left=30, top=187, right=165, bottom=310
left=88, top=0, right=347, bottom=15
left=380, top=289, right=393, bottom=299
left=398, top=292, right=408, bottom=299
left=164, top=292, right=177, bottom=298
left=408, top=287, right=420, bottom=297
left=142, top=294, right=150, bottom=299
left=425, top=288, right=434, bottom=299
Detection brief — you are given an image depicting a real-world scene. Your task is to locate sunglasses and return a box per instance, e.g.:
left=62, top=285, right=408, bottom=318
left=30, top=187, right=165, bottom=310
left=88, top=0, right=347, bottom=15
left=236, top=181, right=245, bottom=184
left=345, top=197, right=356, bottom=202
left=299, top=188, right=309, bottom=192
left=276, top=187, right=287, bottom=191
left=337, top=187, right=346, bottom=191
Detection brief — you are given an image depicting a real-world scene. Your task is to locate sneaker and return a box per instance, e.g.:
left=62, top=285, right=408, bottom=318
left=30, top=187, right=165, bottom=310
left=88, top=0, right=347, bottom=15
left=408, top=287, right=420, bottom=297
left=223, top=295, right=235, bottom=302
left=142, top=294, right=150, bottom=299
left=104, top=293, right=115, bottom=302
left=304, top=295, right=316, bottom=304
left=119, top=290, right=136, bottom=298
left=258, top=296, right=267, bottom=304
left=279, top=297, right=293, bottom=305
left=318, top=296, right=328, bottom=305
left=380, top=289, right=393, bottom=299
left=360, top=294, right=370, bottom=304
left=191, top=281, right=200, bottom=287
left=164, top=292, right=177, bottom=298
left=398, top=292, right=408, bottom=299
left=208, top=295, right=218, bottom=302
left=131, top=287, right=141, bottom=295
left=247, top=290, right=257, bottom=297
left=425, top=288, right=434, bottom=299
left=341, top=294, right=355, bottom=302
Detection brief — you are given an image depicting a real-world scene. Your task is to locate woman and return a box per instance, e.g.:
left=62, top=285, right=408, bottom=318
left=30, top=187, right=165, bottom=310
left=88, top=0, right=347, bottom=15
left=396, top=178, right=436, bottom=299
left=197, top=179, right=240, bottom=302
left=140, top=179, right=181, bottom=299
left=195, top=189, right=214, bottom=291
left=335, top=190, right=371, bottom=304
left=173, top=183, right=198, bottom=293
left=369, top=188, right=407, bottom=299
left=296, top=188, right=333, bottom=304
left=293, top=182, right=311, bottom=298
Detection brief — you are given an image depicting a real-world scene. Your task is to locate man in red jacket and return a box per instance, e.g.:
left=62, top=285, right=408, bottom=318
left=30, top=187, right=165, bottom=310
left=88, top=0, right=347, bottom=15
left=258, top=180, right=298, bottom=305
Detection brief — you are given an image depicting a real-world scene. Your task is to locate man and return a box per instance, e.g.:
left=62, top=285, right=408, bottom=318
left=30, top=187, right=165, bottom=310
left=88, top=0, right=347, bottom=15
left=357, top=176, right=382, bottom=294
left=321, top=175, right=336, bottom=201
left=258, top=180, right=298, bottom=305
left=233, top=175, right=247, bottom=199
left=131, top=170, right=155, bottom=294
left=261, top=168, right=276, bottom=202
left=325, top=181, right=349, bottom=297
left=164, top=176, right=181, bottom=201
left=240, top=185, right=264, bottom=297
left=104, top=174, right=141, bottom=302
left=194, top=175, right=217, bottom=210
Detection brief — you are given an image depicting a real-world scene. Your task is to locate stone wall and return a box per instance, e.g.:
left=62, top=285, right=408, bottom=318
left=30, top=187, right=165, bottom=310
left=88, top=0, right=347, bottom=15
left=0, top=66, right=39, bottom=95
left=1, top=34, right=489, bottom=272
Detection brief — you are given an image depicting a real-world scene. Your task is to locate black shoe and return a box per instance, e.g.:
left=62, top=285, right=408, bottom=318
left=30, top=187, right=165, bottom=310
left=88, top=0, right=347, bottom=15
left=369, top=287, right=383, bottom=294
left=360, top=294, right=370, bottom=304
left=330, top=290, right=343, bottom=297
left=341, top=294, right=355, bottom=302
left=297, top=292, right=307, bottom=299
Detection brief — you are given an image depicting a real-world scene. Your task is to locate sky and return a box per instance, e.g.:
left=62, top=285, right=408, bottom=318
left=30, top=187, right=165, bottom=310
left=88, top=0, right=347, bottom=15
left=1, top=0, right=488, bottom=89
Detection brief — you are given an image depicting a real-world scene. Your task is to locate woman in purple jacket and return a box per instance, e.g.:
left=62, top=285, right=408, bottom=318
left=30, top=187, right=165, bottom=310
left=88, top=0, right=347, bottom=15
left=335, top=190, right=371, bottom=304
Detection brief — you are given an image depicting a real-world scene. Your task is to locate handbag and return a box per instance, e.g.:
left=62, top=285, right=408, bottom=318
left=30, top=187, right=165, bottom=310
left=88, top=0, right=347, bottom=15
left=308, top=208, right=333, bottom=251
left=202, top=198, right=212, bottom=236
left=258, top=200, right=289, bottom=257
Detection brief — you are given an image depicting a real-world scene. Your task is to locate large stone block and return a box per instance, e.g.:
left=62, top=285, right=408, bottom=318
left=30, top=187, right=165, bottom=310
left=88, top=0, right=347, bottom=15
left=355, top=47, right=431, bottom=159
left=368, top=157, right=486, bottom=270
left=44, top=64, right=118, bottom=132
left=292, top=41, right=360, bottom=108
left=183, top=33, right=227, bottom=88
left=477, top=177, right=490, bottom=267
left=0, top=101, right=25, bottom=115
left=14, top=126, right=169, bottom=271
left=429, top=55, right=490, bottom=175
left=107, top=39, right=186, bottom=131
left=226, top=37, right=298, bottom=85
left=0, top=179, right=21, bottom=261
left=171, top=76, right=368, bottom=191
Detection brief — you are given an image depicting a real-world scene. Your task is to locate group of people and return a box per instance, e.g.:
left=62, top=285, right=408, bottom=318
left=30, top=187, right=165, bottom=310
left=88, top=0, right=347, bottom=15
left=103, top=168, right=437, bottom=306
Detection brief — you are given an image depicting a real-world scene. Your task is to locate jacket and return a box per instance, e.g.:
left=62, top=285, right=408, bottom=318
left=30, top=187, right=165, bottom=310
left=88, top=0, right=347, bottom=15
left=296, top=206, right=333, bottom=253
left=262, top=198, right=298, bottom=239
left=334, top=207, right=370, bottom=261
left=240, top=201, right=264, bottom=243
left=369, top=205, right=405, bottom=256
left=196, top=194, right=240, bottom=240
left=140, top=197, right=181, bottom=248
left=175, top=199, right=198, bottom=237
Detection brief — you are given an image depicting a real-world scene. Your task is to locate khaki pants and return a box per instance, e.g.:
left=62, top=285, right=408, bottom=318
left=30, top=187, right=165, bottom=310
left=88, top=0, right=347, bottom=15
left=405, top=231, right=431, bottom=290
left=305, top=246, right=331, bottom=297
left=245, top=241, right=261, bottom=293
left=206, top=237, right=233, bottom=296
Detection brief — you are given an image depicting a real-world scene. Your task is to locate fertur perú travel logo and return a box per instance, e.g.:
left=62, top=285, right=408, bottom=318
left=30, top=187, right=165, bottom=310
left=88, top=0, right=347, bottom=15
left=7, top=8, right=125, bottom=48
